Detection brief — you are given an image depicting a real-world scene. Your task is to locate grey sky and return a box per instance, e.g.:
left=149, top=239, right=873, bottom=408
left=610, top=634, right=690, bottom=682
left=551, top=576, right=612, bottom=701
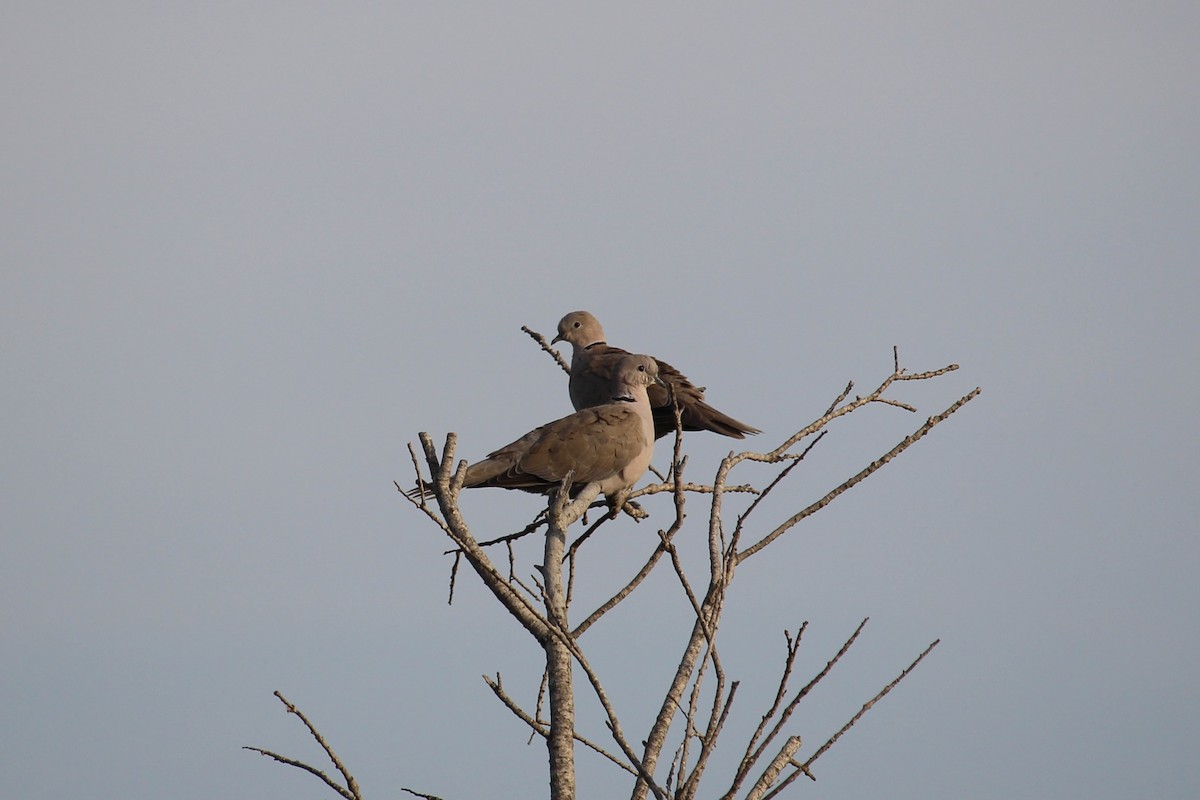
left=2, top=3, right=1197, bottom=798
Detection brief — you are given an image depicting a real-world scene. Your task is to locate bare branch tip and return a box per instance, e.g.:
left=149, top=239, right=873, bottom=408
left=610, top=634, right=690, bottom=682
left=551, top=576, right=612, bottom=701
left=522, top=323, right=572, bottom=374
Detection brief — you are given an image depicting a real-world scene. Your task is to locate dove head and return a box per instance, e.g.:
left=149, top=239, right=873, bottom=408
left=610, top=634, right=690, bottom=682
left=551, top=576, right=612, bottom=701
left=611, top=354, right=664, bottom=399
left=552, top=310, right=606, bottom=348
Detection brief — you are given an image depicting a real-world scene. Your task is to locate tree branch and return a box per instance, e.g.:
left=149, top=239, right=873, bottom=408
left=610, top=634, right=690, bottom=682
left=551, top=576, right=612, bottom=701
left=390, top=347, right=977, bottom=800
left=243, top=691, right=362, bottom=800
left=737, top=387, right=981, bottom=562
left=745, top=735, right=802, bottom=800
left=482, top=673, right=636, bottom=776
left=764, top=638, right=941, bottom=799
left=540, top=480, right=601, bottom=800
left=522, top=325, right=572, bottom=374
left=406, top=433, right=553, bottom=642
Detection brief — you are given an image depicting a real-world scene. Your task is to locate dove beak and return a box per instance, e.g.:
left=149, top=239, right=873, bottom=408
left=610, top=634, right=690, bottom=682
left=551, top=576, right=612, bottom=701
left=550, top=333, right=563, bottom=345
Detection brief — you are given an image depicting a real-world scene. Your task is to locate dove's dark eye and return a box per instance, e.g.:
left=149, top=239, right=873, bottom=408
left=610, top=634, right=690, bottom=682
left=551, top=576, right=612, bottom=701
left=573, top=321, right=581, bottom=329
left=638, top=365, right=646, bottom=372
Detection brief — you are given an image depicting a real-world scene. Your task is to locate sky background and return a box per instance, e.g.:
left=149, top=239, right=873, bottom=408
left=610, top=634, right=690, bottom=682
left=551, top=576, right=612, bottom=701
left=3, top=3, right=1198, bottom=799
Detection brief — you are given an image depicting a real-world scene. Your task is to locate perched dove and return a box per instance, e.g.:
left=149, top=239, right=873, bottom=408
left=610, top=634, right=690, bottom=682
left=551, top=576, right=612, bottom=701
left=552, top=310, right=760, bottom=440
left=411, top=354, right=662, bottom=505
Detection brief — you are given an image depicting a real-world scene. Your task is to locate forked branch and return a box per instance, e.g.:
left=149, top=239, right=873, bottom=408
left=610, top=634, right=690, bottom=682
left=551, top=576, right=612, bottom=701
left=244, top=691, right=362, bottom=800
left=763, top=638, right=941, bottom=798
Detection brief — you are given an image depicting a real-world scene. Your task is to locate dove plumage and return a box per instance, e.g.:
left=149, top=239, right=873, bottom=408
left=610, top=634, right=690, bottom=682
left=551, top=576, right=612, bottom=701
left=552, top=310, right=760, bottom=440
left=410, top=354, right=660, bottom=503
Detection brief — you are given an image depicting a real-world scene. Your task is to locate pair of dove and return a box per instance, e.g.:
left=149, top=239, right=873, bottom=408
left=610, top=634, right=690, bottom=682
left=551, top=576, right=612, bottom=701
left=413, top=311, right=758, bottom=505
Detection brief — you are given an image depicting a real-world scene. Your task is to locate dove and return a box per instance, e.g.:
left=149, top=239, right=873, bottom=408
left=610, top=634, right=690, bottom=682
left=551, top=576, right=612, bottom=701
left=411, top=354, right=662, bottom=506
left=551, top=310, right=760, bottom=440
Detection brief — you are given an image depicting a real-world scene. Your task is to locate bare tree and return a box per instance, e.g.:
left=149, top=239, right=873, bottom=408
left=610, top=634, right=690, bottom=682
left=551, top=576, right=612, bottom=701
left=248, top=330, right=980, bottom=800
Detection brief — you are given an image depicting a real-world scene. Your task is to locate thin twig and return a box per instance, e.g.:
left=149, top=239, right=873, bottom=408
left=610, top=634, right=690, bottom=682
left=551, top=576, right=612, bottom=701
left=407, top=441, right=431, bottom=508
left=808, top=637, right=940, bottom=769
left=824, top=381, right=854, bottom=417
left=897, top=364, right=960, bottom=381
left=482, top=673, right=636, bottom=775
left=564, top=506, right=620, bottom=563
left=244, top=747, right=355, bottom=800
left=571, top=435, right=692, bottom=637
left=447, top=550, right=461, bottom=605
left=244, top=691, right=362, bottom=800
left=401, top=788, right=447, bottom=800
left=679, top=678, right=739, bottom=800
left=734, top=619, right=868, bottom=800
left=407, top=434, right=553, bottom=641
left=522, top=325, right=572, bottom=374
left=724, top=626, right=808, bottom=799
left=470, top=513, right=549, bottom=549
left=727, top=433, right=824, bottom=562
left=764, top=639, right=941, bottom=799
left=873, top=396, right=918, bottom=412
left=738, top=388, right=981, bottom=562
left=630, top=482, right=759, bottom=498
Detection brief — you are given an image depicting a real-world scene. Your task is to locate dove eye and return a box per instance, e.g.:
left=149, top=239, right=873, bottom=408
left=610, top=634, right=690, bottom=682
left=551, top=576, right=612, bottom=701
left=573, top=322, right=581, bottom=329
